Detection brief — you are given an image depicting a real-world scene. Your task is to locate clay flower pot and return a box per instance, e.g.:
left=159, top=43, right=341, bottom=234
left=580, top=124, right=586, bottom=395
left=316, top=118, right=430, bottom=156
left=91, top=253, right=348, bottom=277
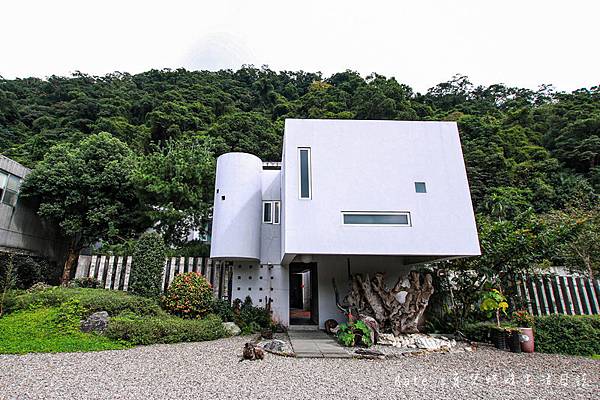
left=519, top=327, right=534, bottom=353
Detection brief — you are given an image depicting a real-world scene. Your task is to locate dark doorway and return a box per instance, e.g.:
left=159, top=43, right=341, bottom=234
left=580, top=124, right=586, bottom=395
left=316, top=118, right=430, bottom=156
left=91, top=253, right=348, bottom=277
left=289, top=262, right=318, bottom=325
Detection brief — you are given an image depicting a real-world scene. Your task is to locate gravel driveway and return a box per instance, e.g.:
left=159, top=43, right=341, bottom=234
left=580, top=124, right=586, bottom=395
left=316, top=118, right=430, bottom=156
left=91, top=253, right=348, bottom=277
left=0, top=336, right=598, bottom=400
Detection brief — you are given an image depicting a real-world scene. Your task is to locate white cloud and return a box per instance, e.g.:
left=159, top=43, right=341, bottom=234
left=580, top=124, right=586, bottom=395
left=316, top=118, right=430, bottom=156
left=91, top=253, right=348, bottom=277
left=1, top=0, right=598, bottom=93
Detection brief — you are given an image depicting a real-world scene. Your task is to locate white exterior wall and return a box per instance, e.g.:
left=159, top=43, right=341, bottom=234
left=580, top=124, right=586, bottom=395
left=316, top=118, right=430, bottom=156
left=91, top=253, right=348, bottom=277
left=210, top=119, right=481, bottom=327
left=210, top=153, right=263, bottom=260
left=230, top=261, right=289, bottom=326
left=282, top=119, right=480, bottom=261
left=260, top=170, right=281, bottom=265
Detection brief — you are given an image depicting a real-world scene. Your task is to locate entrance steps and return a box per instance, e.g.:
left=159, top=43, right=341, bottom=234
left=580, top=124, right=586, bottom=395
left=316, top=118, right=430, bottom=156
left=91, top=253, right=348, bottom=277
left=288, top=324, right=319, bottom=331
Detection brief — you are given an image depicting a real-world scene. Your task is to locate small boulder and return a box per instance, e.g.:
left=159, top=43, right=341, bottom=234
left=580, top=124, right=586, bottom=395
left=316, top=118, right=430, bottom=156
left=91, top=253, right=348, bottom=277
left=223, top=322, right=241, bottom=336
left=262, top=339, right=286, bottom=353
left=80, top=311, right=109, bottom=333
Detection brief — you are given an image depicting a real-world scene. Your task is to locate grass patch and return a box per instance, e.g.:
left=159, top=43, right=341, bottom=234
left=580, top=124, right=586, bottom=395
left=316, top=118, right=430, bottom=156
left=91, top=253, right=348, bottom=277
left=0, top=308, right=129, bottom=354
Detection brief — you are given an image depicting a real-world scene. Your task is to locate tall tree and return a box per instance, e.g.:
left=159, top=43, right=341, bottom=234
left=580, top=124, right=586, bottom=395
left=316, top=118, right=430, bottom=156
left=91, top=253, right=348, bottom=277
left=20, top=132, right=143, bottom=283
left=131, top=136, right=216, bottom=245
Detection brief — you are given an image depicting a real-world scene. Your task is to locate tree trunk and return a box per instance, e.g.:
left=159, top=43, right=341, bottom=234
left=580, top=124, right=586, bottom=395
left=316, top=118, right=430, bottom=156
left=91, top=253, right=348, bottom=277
left=61, top=248, right=80, bottom=285
left=336, top=270, right=434, bottom=334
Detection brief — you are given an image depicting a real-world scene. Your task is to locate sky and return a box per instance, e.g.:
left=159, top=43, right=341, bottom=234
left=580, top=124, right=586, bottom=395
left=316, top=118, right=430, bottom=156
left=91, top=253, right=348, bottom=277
left=1, top=0, right=598, bottom=93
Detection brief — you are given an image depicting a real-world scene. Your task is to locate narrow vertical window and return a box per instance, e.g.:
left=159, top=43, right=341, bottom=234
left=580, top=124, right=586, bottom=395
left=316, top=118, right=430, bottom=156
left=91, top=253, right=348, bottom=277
left=0, top=172, right=7, bottom=204
left=273, top=201, right=280, bottom=224
left=262, top=201, right=273, bottom=223
left=299, top=148, right=311, bottom=199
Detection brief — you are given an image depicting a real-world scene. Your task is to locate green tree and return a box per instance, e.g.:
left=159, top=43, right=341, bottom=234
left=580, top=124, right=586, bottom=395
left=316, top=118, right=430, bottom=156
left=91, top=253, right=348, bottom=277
left=20, top=132, right=143, bottom=283
left=131, top=136, right=215, bottom=245
left=207, top=112, right=281, bottom=160
left=544, top=206, right=600, bottom=278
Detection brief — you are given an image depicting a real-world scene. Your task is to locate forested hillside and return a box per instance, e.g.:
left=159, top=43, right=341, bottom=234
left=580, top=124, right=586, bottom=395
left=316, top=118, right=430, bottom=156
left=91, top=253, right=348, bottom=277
left=1, top=67, right=599, bottom=281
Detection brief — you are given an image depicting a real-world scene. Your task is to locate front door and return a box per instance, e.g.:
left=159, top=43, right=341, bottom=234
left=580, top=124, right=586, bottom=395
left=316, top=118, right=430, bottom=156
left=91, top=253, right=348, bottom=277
left=289, top=262, right=318, bottom=325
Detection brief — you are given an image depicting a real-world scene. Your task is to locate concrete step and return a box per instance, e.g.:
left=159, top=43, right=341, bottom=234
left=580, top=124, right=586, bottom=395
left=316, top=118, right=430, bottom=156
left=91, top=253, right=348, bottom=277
left=288, top=324, right=320, bottom=331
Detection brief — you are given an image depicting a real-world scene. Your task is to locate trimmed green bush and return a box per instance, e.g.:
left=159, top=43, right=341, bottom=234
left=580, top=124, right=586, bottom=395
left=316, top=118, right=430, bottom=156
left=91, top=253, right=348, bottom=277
left=535, top=314, right=600, bottom=356
left=105, top=314, right=226, bottom=345
left=4, top=287, right=164, bottom=317
left=162, top=272, right=213, bottom=318
left=462, top=322, right=498, bottom=343
left=129, top=232, right=167, bottom=298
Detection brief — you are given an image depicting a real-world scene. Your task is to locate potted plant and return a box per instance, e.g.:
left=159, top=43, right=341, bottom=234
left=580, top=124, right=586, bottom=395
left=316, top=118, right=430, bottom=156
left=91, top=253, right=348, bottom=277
left=480, top=289, right=509, bottom=349
left=512, top=310, right=535, bottom=353
left=336, top=320, right=373, bottom=348
left=505, top=327, right=522, bottom=353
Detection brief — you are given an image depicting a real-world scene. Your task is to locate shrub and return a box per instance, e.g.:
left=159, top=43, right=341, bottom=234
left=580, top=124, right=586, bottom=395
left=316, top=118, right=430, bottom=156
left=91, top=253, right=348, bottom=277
left=462, top=322, right=498, bottom=343
left=336, top=320, right=373, bottom=347
left=535, top=314, right=600, bottom=356
left=162, top=272, right=213, bottom=318
left=233, top=296, right=272, bottom=333
left=52, top=299, right=85, bottom=334
left=129, top=232, right=167, bottom=298
left=512, top=310, right=535, bottom=328
left=212, top=299, right=235, bottom=322
left=4, top=287, right=164, bottom=317
left=69, top=277, right=100, bottom=289
left=0, top=252, right=61, bottom=289
left=105, top=314, right=226, bottom=345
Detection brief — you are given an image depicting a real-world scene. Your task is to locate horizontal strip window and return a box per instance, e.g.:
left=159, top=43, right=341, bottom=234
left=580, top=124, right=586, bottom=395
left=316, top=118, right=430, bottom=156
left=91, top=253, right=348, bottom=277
left=342, top=212, right=411, bottom=226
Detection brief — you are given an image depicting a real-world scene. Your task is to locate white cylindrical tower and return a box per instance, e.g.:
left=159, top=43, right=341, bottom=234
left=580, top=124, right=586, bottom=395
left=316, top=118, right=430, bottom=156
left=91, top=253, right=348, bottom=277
left=210, top=153, right=263, bottom=260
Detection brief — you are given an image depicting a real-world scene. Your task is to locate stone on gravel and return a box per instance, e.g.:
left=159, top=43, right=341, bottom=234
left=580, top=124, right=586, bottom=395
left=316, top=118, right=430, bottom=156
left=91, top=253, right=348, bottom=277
left=80, top=311, right=109, bottom=333
left=261, top=339, right=286, bottom=353
left=222, top=322, right=241, bottom=336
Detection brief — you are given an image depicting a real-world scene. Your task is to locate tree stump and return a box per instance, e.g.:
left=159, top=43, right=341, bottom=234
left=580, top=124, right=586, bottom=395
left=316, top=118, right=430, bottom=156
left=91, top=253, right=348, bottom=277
left=335, top=270, right=434, bottom=334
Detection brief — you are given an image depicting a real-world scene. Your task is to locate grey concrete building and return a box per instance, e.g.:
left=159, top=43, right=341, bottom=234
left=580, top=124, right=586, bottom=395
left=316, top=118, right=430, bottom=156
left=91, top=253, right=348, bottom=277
left=0, top=155, right=65, bottom=262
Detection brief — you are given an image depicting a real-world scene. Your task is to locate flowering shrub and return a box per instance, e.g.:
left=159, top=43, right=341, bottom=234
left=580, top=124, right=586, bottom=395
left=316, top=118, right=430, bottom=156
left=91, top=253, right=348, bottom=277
left=162, top=272, right=213, bottom=318
left=512, top=309, right=534, bottom=328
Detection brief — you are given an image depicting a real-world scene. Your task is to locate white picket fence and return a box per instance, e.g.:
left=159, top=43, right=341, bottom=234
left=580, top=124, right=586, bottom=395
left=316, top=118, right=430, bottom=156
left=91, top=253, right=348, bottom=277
left=74, top=255, right=233, bottom=299
left=517, top=275, right=600, bottom=316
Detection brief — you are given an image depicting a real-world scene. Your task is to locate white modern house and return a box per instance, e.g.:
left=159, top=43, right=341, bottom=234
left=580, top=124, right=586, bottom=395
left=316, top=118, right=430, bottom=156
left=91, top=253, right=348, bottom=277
left=210, top=119, right=480, bottom=327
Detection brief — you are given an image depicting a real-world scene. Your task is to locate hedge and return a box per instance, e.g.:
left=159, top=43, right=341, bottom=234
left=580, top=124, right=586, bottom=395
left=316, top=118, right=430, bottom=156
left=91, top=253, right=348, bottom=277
left=534, top=314, right=600, bottom=357
left=105, top=314, right=226, bottom=345
left=463, top=315, right=600, bottom=357
left=4, top=287, right=164, bottom=317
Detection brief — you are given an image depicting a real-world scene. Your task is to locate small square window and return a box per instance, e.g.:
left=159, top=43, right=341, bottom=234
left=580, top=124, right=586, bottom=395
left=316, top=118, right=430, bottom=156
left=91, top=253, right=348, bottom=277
left=415, top=182, right=427, bottom=193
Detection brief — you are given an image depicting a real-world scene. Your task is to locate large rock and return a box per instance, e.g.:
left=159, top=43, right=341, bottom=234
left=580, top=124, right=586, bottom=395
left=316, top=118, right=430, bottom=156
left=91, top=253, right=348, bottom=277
left=80, top=311, right=109, bottom=333
left=223, top=322, right=241, bottom=336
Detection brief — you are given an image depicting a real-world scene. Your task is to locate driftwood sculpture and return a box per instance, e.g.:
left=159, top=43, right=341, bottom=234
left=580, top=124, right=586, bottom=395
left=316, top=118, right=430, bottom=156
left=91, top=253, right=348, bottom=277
left=334, top=270, right=434, bottom=335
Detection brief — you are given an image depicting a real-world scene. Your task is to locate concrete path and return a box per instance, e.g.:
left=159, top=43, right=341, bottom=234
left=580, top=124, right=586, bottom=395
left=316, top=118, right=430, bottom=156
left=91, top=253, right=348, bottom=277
left=288, top=329, right=351, bottom=358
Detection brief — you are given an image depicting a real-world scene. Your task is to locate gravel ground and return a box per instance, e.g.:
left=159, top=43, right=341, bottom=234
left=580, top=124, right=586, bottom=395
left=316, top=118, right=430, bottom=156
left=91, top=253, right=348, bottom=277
left=0, top=336, right=598, bottom=400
